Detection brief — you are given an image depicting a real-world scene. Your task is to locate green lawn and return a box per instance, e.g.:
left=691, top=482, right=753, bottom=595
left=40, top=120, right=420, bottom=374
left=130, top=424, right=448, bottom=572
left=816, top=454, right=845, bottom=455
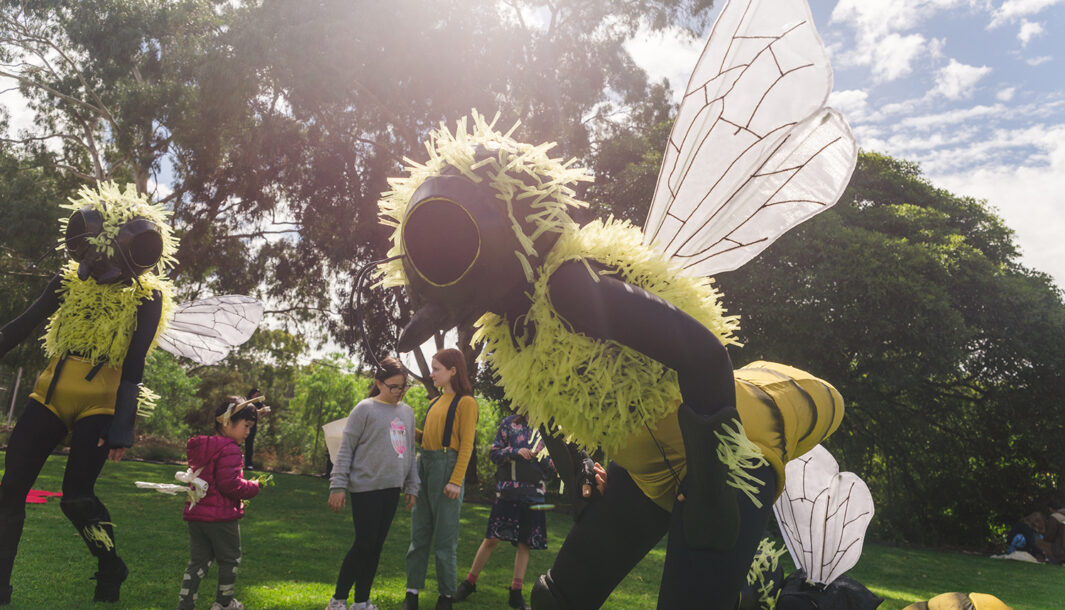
left=4, top=456, right=1062, bottom=609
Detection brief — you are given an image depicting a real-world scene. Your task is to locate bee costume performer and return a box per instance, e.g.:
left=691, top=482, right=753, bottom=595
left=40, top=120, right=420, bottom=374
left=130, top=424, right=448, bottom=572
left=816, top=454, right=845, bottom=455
left=0, top=182, right=177, bottom=604
left=375, top=1, right=858, bottom=607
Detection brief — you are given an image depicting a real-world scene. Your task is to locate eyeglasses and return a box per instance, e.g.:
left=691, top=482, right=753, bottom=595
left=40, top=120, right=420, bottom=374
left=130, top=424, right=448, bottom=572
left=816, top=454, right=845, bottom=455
left=384, top=382, right=409, bottom=393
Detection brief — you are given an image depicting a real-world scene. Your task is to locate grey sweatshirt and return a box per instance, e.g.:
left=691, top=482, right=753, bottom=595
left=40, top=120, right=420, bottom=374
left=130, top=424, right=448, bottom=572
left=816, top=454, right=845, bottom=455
left=329, top=397, right=420, bottom=496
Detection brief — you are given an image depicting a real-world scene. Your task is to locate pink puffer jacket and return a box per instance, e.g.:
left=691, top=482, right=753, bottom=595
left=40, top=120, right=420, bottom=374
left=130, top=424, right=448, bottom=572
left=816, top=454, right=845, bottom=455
left=183, top=435, right=261, bottom=522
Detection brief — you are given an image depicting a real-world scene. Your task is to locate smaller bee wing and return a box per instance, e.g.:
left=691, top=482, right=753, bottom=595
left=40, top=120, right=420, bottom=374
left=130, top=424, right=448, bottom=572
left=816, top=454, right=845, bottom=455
left=773, top=445, right=874, bottom=585
left=157, top=295, right=263, bottom=365
left=643, top=0, right=857, bottom=277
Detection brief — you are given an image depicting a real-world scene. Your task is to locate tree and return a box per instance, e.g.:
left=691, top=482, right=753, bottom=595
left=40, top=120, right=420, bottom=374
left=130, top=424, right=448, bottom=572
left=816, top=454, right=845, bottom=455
left=2, top=0, right=715, bottom=380
left=715, top=152, right=1065, bottom=547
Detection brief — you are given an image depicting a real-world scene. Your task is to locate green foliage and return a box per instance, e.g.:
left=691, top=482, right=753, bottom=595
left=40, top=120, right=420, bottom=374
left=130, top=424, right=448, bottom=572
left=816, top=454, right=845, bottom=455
left=139, top=349, right=201, bottom=440
left=11, top=456, right=1064, bottom=609
left=716, top=151, right=1065, bottom=548
left=282, top=353, right=368, bottom=470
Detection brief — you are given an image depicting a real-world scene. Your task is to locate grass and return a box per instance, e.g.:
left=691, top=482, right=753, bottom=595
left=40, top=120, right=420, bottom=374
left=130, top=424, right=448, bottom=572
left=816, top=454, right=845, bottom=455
left=5, top=455, right=1063, bottom=609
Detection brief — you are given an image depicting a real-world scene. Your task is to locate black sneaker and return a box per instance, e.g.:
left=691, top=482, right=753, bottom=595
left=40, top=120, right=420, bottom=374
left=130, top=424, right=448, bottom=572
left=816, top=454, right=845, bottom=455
left=401, top=591, right=419, bottom=610
left=92, top=557, right=129, bottom=602
left=454, top=579, right=476, bottom=601
left=508, top=587, right=527, bottom=610
left=434, top=595, right=453, bottom=610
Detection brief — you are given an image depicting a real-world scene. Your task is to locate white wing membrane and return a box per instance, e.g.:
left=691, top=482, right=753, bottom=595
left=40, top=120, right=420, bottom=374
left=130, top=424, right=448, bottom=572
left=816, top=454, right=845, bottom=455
left=773, top=445, right=874, bottom=586
left=643, top=0, right=857, bottom=277
left=157, top=295, right=264, bottom=366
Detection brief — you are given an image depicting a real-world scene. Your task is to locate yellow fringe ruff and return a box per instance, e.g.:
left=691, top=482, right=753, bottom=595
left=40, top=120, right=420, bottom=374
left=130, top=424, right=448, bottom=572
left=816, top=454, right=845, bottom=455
left=43, top=261, right=174, bottom=367
left=746, top=538, right=787, bottom=610
left=473, top=218, right=740, bottom=455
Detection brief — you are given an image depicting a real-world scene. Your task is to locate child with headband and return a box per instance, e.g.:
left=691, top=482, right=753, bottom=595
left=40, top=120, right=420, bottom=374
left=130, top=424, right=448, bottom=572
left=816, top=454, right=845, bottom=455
left=176, top=396, right=264, bottom=610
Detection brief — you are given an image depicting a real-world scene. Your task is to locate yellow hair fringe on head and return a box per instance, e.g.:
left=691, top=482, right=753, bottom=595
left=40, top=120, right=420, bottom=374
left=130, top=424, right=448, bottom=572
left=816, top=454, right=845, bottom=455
left=377, top=110, right=593, bottom=287
left=57, top=181, right=179, bottom=276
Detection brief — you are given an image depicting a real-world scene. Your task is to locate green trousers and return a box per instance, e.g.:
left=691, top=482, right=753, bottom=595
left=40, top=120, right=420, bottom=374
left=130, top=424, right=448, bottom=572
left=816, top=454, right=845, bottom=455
left=405, top=449, right=465, bottom=596
left=177, top=520, right=241, bottom=610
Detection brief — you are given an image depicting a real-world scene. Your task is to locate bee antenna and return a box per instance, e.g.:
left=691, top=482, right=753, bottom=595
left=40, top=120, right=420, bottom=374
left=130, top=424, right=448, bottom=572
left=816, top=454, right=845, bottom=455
left=351, top=254, right=405, bottom=370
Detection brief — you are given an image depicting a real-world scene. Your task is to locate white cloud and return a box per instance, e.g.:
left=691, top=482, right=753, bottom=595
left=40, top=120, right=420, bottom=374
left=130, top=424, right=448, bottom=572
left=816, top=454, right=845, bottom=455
left=1017, top=19, right=1046, bottom=45
left=997, top=87, right=1017, bottom=101
left=897, top=103, right=1005, bottom=130
left=872, top=32, right=927, bottom=81
left=624, top=25, right=703, bottom=100
left=0, top=88, right=38, bottom=138
left=931, top=125, right=1065, bottom=287
left=829, top=0, right=990, bottom=83
left=989, top=0, right=1065, bottom=28
left=828, top=89, right=869, bottom=121
left=932, top=59, right=991, bottom=99
left=1026, top=55, right=1052, bottom=65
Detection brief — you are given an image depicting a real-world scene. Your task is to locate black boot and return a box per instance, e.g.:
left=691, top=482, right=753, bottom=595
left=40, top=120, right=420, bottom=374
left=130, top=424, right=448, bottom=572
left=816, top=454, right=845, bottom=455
left=434, top=595, right=453, bottom=610
left=91, top=557, right=128, bottom=603
left=1, top=584, right=11, bottom=605
left=454, top=578, right=476, bottom=601
left=508, top=587, right=528, bottom=610
left=677, top=404, right=742, bottom=550
left=401, top=591, right=419, bottom=610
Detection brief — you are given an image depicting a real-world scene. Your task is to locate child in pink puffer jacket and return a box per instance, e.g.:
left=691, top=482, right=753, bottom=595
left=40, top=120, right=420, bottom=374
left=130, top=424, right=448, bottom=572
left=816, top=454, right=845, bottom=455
left=177, top=397, right=263, bottom=610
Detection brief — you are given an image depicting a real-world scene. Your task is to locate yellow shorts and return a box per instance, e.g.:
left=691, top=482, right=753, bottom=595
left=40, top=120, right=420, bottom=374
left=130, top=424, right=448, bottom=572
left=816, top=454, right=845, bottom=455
left=30, top=355, right=120, bottom=433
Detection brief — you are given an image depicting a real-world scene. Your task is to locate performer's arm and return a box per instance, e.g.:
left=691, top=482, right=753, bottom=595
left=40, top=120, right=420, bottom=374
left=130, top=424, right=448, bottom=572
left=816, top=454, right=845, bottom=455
left=547, top=260, right=735, bottom=416
left=104, top=290, right=163, bottom=450
left=0, top=274, right=62, bottom=357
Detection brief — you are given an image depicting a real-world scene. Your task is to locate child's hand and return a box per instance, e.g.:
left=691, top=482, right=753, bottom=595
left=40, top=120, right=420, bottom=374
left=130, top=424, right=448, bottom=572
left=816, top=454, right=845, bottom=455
left=443, top=483, right=461, bottom=499
left=405, top=493, right=417, bottom=511
left=329, top=491, right=347, bottom=513
left=249, top=472, right=274, bottom=488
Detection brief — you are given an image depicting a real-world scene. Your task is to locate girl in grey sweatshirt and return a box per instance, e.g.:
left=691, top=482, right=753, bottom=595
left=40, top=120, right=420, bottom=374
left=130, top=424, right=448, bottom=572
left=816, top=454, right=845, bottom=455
left=327, top=358, right=420, bottom=610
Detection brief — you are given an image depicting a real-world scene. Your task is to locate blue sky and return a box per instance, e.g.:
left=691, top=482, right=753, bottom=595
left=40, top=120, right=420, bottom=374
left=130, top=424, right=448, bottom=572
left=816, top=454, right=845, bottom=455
left=628, top=0, right=1065, bottom=289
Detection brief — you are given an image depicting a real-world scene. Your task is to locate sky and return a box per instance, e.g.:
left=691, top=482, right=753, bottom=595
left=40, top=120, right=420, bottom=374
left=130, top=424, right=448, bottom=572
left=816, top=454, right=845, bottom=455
left=626, top=0, right=1065, bottom=289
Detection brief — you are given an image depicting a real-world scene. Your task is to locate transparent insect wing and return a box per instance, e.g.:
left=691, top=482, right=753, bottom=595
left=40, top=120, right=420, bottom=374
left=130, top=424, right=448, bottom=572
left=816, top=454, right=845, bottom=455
left=156, top=295, right=264, bottom=365
left=643, top=0, right=857, bottom=277
left=772, top=445, right=874, bottom=586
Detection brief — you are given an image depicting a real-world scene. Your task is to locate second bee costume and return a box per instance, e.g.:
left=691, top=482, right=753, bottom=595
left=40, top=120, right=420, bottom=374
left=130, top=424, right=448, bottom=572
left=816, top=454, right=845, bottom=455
left=0, top=183, right=176, bottom=604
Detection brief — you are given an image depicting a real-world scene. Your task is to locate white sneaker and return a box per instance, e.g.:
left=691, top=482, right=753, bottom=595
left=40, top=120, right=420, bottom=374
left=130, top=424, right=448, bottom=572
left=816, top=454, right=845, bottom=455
left=210, top=600, right=244, bottom=610
left=351, top=603, right=379, bottom=610
left=326, top=598, right=349, bottom=610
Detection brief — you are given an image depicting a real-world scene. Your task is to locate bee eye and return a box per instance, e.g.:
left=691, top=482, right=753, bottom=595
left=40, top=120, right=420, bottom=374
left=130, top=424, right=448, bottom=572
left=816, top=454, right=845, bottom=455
left=116, top=218, right=163, bottom=274
left=402, top=196, right=480, bottom=286
left=65, top=206, right=104, bottom=260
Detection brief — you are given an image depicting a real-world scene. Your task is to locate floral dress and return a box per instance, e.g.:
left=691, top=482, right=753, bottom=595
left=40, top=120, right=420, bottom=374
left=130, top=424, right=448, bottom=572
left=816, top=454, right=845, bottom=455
left=485, top=414, right=555, bottom=548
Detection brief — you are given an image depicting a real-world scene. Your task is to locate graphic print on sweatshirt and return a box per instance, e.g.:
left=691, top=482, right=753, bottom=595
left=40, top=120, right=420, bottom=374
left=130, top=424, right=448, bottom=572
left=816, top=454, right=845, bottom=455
left=390, top=418, right=407, bottom=458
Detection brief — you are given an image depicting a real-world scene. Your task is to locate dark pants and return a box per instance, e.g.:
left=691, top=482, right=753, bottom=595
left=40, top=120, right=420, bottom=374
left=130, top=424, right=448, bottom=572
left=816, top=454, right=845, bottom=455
left=0, top=401, right=117, bottom=590
left=244, top=424, right=257, bottom=468
left=178, top=521, right=242, bottom=610
left=542, top=462, right=776, bottom=609
left=334, top=487, right=401, bottom=603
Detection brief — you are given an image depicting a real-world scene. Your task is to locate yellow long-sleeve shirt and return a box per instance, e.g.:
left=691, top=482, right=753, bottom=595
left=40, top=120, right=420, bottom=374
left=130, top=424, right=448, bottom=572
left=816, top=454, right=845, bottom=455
left=421, top=393, right=479, bottom=486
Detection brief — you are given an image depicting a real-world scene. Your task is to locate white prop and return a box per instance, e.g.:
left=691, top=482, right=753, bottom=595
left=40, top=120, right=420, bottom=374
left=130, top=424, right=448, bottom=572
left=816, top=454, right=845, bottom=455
left=643, top=0, right=857, bottom=278
left=157, top=295, right=264, bottom=365
left=773, top=445, right=874, bottom=585
left=323, top=417, right=347, bottom=465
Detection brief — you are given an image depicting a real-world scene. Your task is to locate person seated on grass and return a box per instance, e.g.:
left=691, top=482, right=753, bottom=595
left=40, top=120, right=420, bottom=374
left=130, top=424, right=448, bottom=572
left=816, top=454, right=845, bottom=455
left=1003, top=511, right=1046, bottom=561
left=176, top=397, right=264, bottom=610
left=454, top=412, right=555, bottom=609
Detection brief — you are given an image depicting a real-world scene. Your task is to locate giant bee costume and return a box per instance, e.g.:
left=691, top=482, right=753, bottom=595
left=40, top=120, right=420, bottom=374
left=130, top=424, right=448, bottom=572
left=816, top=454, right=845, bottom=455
left=376, top=1, right=858, bottom=604
left=0, top=182, right=175, bottom=604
